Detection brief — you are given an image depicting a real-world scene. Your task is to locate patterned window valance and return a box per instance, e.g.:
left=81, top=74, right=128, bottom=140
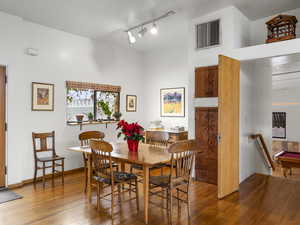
left=66, top=81, right=121, bottom=92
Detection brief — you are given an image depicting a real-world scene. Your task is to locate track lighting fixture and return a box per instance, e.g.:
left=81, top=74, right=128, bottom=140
left=138, top=27, right=147, bottom=38
left=150, top=23, right=158, bottom=35
left=127, top=31, right=136, bottom=44
left=125, top=10, right=175, bottom=45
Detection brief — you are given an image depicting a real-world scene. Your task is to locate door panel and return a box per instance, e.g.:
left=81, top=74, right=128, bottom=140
left=218, top=55, right=240, bottom=199
left=208, top=66, right=218, bottom=97
left=195, top=108, right=209, bottom=148
left=195, top=67, right=209, bottom=97
left=0, top=66, right=5, bottom=187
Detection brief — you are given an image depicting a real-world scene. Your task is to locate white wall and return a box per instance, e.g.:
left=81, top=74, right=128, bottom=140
left=272, top=79, right=300, bottom=141
left=0, top=11, right=145, bottom=185
left=143, top=46, right=189, bottom=129
left=250, top=8, right=300, bottom=46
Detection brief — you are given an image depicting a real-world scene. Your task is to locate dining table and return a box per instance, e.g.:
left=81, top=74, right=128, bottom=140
left=67, top=142, right=172, bottom=224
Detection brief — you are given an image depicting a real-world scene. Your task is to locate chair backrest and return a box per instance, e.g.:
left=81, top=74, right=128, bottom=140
left=32, top=131, right=56, bottom=159
left=168, top=140, right=198, bottom=187
left=90, top=139, right=114, bottom=182
left=79, top=131, right=105, bottom=146
left=147, top=131, right=169, bottom=147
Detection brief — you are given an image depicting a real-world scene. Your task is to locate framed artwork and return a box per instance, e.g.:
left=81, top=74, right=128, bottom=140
left=160, top=87, right=185, bottom=117
left=32, top=82, right=54, bottom=111
left=126, top=95, right=137, bottom=112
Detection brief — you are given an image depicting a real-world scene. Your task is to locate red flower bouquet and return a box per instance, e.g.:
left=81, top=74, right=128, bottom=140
left=117, top=120, right=145, bottom=152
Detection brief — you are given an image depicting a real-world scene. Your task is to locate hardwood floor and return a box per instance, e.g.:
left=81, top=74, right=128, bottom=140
left=1, top=172, right=300, bottom=225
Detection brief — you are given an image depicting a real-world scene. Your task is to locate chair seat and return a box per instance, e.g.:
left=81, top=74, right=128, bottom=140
left=37, top=156, right=65, bottom=162
left=150, top=175, right=188, bottom=188
left=131, top=163, right=167, bottom=171
left=94, top=171, right=137, bottom=184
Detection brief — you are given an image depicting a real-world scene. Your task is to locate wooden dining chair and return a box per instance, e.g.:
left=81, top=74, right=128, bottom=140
left=32, top=131, right=65, bottom=187
left=90, top=139, right=139, bottom=218
left=148, top=140, right=198, bottom=225
left=79, top=131, right=118, bottom=192
left=130, top=131, right=170, bottom=176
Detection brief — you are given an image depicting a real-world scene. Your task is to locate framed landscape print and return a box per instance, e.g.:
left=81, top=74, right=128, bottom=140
left=126, top=95, right=137, bottom=112
left=32, top=82, right=54, bottom=111
left=160, top=87, right=185, bottom=117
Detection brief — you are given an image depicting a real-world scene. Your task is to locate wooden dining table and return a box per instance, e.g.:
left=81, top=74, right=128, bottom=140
left=67, top=142, right=171, bottom=224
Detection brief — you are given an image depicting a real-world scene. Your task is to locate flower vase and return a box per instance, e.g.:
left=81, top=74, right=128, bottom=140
left=127, top=139, right=139, bottom=152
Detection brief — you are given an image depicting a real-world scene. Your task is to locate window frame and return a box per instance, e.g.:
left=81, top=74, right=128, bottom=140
left=66, top=89, right=120, bottom=123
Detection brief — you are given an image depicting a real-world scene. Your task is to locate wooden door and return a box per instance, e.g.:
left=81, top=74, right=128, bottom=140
left=195, top=67, right=209, bottom=97
left=195, top=107, right=218, bottom=184
left=0, top=66, right=5, bottom=187
left=195, top=66, right=218, bottom=97
left=218, top=55, right=240, bottom=199
left=208, top=66, right=218, bottom=97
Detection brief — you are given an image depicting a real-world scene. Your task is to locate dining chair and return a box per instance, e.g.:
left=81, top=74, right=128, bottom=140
left=32, top=131, right=65, bottom=187
left=79, top=131, right=118, bottom=192
left=130, top=131, right=170, bottom=176
left=90, top=139, right=139, bottom=218
left=148, top=140, right=198, bottom=225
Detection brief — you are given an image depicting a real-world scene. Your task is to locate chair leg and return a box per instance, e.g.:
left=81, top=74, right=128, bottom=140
left=170, top=189, right=173, bottom=225
left=117, top=184, right=121, bottom=203
left=160, top=167, right=163, bottom=176
left=97, top=182, right=100, bottom=210
left=187, top=188, right=191, bottom=225
left=34, top=162, right=37, bottom=185
left=42, top=162, right=46, bottom=188
left=129, top=166, right=133, bottom=195
left=52, top=161, right=55, bottom=187
left=135, top=178, right=139, bottom=211
left=61, top=159, right=64, bottom=185
left=111, top=184, right=115, bottom=219
left=167, top=189, right=170, bottom=225
left=177, top=188, right=181, bottom=214
left=84, top=167, right=88, bottom=193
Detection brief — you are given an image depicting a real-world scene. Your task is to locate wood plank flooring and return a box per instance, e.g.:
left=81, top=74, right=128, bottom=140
left=1, top=172, right=300, bottom=225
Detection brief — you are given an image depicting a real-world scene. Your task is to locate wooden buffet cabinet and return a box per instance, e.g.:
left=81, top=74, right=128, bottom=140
left=145, top=130, right=188, bottom=144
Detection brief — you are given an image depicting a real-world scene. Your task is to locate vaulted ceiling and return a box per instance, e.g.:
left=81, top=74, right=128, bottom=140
left=0, top=0, right=299, bottom=51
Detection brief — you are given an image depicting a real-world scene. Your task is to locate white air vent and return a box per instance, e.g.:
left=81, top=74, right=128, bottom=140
left=196, top=19, right=220, bottom=49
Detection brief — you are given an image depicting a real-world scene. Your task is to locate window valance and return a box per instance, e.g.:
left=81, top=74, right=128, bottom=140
left=66, top=81, right=121, bottom=92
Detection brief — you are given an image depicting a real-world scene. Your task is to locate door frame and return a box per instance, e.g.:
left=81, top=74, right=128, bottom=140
left=0, top=65, right=7, bottom=188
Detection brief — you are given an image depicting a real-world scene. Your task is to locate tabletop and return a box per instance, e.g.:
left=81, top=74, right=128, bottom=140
left=67, top=142, right=171, bottom=166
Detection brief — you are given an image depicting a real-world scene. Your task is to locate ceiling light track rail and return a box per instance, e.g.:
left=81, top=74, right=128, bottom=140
left=125, top=10, right=176, bottom=33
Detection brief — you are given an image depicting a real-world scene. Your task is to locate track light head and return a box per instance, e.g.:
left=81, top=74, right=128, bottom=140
left=150, top=23, right=158, bottom=35
left=138, top=27, right=147, bottom=38
left=127, top=31, right=136, bottom=44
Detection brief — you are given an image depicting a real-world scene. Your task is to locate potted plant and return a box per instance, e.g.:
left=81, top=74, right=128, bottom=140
left=113, top=112, right=122, bottom=121
left=87, top=112, right=94, bottom=122
left=117, top=120, right=145, bottom=152
left=76, top=114, right=84, bottom=123
left=98, top=100, right=112, bottom=120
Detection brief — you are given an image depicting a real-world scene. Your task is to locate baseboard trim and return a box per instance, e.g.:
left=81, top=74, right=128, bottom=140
left=8, top=167, right=84, bottom=189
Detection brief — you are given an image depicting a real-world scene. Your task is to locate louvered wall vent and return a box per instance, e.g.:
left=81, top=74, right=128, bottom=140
left=196, top=19, right=220, bottom=49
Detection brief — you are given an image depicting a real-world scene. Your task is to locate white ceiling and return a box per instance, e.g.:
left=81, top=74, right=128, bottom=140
left=0, top=0, right=299, bottom=51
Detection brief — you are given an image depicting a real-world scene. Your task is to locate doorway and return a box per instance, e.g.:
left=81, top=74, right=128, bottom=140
left=240, top=53, right=300, bottom=181
left=0, top=66, right=6, bottom=187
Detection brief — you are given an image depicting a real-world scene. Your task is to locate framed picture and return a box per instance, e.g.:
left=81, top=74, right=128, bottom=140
left=32, top=82, right=54, bottom=111
left=126, top=95, right=137, bottom=112
left=160, top=87, right=185, bottom=117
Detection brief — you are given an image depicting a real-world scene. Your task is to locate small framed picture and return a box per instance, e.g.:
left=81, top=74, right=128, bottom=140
left=160, top=87, right=185, bottom=117
left=32, top=82, right=54, bottom=111
left=126, top=95, right=137, bottom=112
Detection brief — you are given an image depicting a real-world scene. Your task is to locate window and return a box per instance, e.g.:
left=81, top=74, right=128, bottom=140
left=272, top=112, right=286, bottom=139
left=66, top=81, right=120, bottom=123
left=196, top=19, right=220, bottom=49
